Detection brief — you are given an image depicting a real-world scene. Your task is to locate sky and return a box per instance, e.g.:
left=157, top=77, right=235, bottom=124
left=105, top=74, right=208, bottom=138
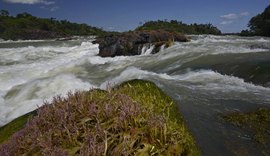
left=0, top=0, right=269, bottom=33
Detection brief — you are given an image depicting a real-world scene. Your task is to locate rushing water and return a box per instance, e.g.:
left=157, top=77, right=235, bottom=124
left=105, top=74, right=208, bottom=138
left=0, top=35, right=270, bottom=155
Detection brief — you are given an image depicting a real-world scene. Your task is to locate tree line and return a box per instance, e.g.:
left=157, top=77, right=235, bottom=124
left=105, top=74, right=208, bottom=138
left=0, top=10, right=106, bottom=40
left=135, top=20, right=221, bottom=35
left=240, top=5, right=270, bottom=37
left=1, top=4, right=269, bottom=40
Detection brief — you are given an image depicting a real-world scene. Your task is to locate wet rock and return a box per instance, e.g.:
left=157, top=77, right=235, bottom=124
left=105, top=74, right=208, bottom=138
left=93, top=30, right=189, bottom=57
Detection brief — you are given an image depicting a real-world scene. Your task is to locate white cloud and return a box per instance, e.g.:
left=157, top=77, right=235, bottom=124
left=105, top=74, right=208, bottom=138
left=107, top=27, right=115, bottom=30
left=221, top=12, right=250, bottom=20
left=220, top=13, right=238, bottom=20
left=50, top=6, right=59, bottom=12
left=40, top=5, right=59, bottom=12
left=3, top=0, right=55, bottom=5
left=240, top=12, right=249, bottom=16
left=220, top=12, right=250, bottom=25
left=220, top=20, right=233, bottom=25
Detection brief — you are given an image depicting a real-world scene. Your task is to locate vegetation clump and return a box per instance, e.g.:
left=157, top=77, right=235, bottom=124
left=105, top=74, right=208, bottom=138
left=224, top=108, right=270, bottom=144
left=0, top=79, right=199, bottom=155
left=136, top=20, right=221, bottom=35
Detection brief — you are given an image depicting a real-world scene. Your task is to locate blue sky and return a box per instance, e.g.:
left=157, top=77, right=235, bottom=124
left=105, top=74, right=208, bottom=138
left=0, top=0, right=269, bottom=33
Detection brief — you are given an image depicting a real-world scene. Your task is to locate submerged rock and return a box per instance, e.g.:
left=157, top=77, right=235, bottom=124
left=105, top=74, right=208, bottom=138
left=93, top=30, right=189, bottom=57
left=223, top=108, right=270, bottom=144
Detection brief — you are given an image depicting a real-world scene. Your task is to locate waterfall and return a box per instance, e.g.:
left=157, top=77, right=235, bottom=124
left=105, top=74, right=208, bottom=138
left=140, top=44, right=155, bottom=55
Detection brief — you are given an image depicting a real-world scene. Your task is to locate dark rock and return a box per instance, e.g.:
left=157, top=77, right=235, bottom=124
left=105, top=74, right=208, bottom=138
left=10, top=29, right=66, bottom=40
left=93, top=30, right=189, bottom=57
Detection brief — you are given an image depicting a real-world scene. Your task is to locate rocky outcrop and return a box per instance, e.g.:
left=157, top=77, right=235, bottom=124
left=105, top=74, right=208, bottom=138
left=93, top=30, right=189, bottom=57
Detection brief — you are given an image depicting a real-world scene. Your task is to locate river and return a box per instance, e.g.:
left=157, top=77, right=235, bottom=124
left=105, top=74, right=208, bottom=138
left=0, top=35, right=269, bottom=155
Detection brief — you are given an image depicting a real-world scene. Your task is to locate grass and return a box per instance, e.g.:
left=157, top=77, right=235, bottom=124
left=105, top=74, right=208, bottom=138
left=0, top=110, right=36, bottom=144
left=0, top=79, right=199, bottom=155
left=223, top=108, right=270, bottom=144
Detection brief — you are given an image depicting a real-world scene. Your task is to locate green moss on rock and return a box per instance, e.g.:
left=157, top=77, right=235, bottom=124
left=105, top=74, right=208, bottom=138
left=224, top=108, right=270, bottom=144
left=0, top=79, right=199, bottom=155
left=0, top=110, right=36, bottom=144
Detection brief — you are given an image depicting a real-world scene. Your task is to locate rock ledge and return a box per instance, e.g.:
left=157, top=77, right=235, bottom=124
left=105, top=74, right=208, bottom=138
left=93, top=30, right=189, bottom=57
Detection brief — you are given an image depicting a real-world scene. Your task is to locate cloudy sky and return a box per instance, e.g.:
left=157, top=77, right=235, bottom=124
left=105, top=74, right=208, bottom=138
left=0, top=0, right=269, bottom=33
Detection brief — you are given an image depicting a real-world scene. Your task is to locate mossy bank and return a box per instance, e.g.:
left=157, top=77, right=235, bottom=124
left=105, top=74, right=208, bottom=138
left=224, top=108, right=270, bottom=144
left=0, top=79, right=199, bottom=155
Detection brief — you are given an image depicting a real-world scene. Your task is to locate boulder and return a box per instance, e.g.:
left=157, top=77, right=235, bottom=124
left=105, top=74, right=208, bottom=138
left=93, top=30, right=189, bottom=57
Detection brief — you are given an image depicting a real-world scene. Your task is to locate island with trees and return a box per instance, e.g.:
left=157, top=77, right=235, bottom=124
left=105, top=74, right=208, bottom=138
left=136, top=20, right=222, bottom=35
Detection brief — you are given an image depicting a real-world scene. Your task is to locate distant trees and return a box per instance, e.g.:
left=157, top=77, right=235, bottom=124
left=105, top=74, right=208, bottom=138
left=240, top=5, right=270, bottom=37
left=0, top=10, right=9, bottom=16
left=135, top=20, right=221, bottom=35
left=16, top=12, right=34, bottom=18
left=0, top=11, right=106, bottom=40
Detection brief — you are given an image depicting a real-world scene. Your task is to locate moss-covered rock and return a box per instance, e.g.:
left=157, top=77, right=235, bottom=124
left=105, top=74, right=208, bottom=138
left=223, top=108, right=270, bottom=144
left=0, top=111, right=36, bottom=144
left=0, top=79, right=199, bottom=155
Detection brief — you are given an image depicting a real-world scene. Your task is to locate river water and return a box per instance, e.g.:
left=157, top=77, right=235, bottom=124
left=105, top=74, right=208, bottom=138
left=0, top=35, right=270, bottom=155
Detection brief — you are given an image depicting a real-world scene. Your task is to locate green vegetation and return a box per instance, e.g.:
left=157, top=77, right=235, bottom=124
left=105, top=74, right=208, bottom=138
left=224, top=108, right=270, bottom=144
left=0, top=111, right=36, bottom=144
left=0, top=79, right=199, bottom=155
left=0, top=10, right=106, bottom=40
left=240, top=5, right=270, bottom=37
left=136, top=20, right=221, bottom=35
left=0, top=10, right=223, bottom=40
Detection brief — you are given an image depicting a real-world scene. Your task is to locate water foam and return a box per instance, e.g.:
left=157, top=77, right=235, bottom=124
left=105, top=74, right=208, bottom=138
left=0, top=39, right=47, bottom=43
left=100, top=66, right=174, bottom=89
left=0, top=74, right=96, bottom=126
left=100, top=67, right=270, bottom=102
left=141, top=44, right=155, bottom=55
left=0, top=41, right=99, bottom=126
left=187, top=35, right=270, bottom=54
